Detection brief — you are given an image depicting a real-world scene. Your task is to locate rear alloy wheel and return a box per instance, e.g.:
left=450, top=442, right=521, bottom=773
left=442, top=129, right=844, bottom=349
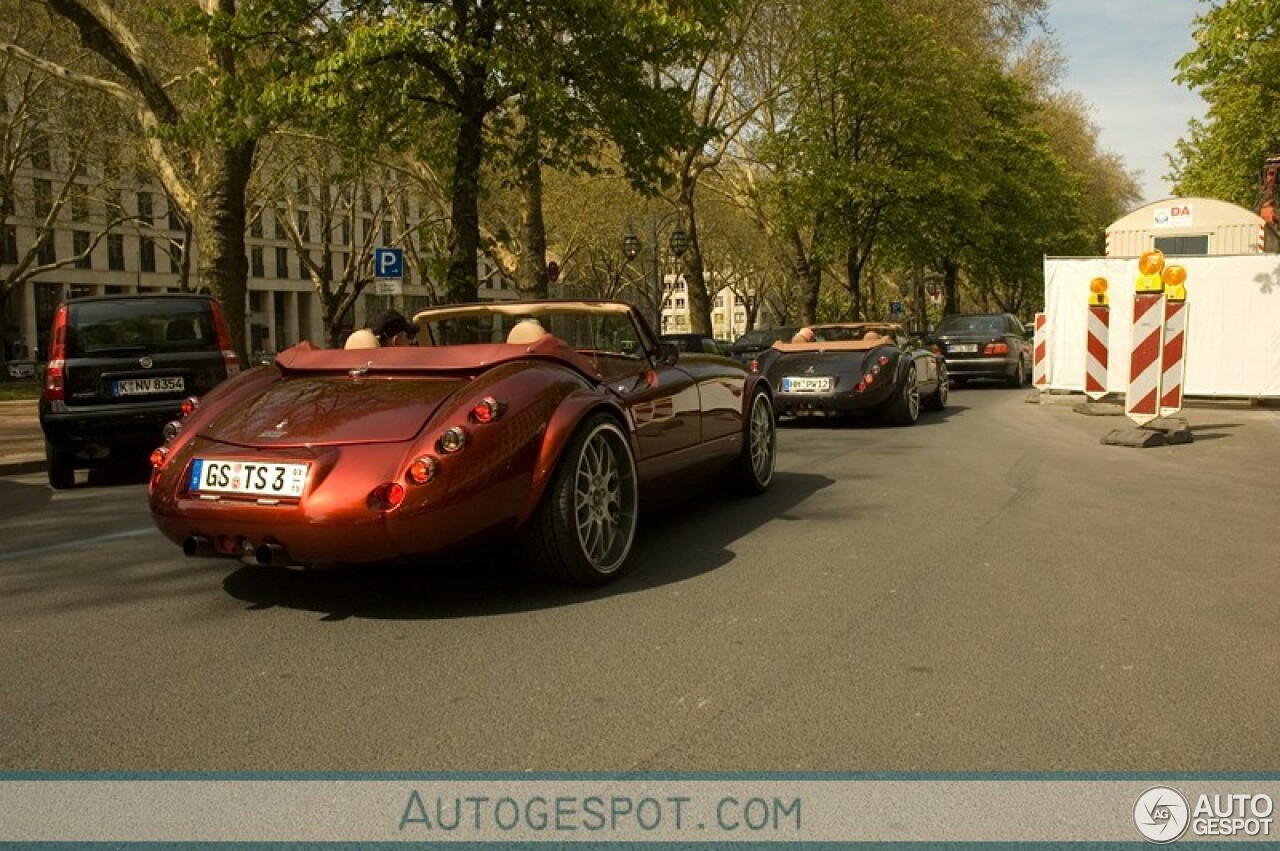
left=924, top=363, right=948, bottom=411
left=45, top=440, right=75, bottom=490
left=1007, top=356, right=1026, bottom=388
left=732, top=390, right=776, bottom=495
left=881, top=364, right=921, bottom=426
left=522, top=414, right=639, bottom=584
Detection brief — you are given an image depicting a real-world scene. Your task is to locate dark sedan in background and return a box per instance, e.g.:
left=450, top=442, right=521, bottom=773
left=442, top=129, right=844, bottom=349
left=660, top=333, right=732, bottom=357
left=926, top=313, right=1032, bottom=388
left=754, top=323, right=946, bottom=426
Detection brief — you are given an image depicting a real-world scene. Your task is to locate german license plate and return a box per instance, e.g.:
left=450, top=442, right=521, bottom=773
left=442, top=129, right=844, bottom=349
left=782, top=376, right=832, bottom=392
left=189, top=458, right=309, bottom=498
left=949, top=344, right=978, bottom=354
left=113, top=376, right=184, bottom=396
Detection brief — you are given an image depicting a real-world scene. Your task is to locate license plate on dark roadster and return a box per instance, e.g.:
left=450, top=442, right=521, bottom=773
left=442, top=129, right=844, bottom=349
left=782, top=376, right=832, bottom=392
left=189, top=458, right=309, bottom=498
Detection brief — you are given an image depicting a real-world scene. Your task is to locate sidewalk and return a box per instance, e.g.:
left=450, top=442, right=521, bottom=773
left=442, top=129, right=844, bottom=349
left=0, top=400, right=46, bottom=476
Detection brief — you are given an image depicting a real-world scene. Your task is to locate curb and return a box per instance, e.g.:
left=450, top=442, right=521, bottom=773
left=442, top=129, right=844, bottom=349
left=0, top=458, right=46, bottom=477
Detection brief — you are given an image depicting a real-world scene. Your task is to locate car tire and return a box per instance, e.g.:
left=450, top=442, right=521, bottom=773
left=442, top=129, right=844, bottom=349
left=521, top=414, right=639, bottom=585
left=924, top=363, right=948, bottom=411
left=1007, top=356, right=1026, bottom=388
left=46, top=440, right=75, bottom=490
left=731, top=390, right=776, bottom=495
left=881, top=364, right=920, bottom=426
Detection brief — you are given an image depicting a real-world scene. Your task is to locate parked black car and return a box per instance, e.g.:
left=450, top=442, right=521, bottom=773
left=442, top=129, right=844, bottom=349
left=39, top=293, right=240, bottom=488
left=926, top=313, right=1033, bottom=387
left=728, top=326, right=799, bottom=363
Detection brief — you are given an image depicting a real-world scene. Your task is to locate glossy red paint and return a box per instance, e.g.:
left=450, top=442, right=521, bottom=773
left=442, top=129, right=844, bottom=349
left=149, top=301, right=775, bottom=574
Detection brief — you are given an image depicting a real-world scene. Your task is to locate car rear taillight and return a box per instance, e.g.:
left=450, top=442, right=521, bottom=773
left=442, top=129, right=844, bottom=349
left=208, top=299, right=241, bottom=377
left=406, top=456, right=439, bottom=485
left=370, top=482, right=406, bottom=510
left=470, top=397, right=504, bottom=424
left=984, top=341, right=1009, bottom=355
left=42, top=305, right=68, bottom=403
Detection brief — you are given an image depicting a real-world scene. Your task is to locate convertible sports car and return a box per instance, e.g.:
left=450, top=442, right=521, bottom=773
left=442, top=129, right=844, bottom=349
left=147, top=300, right=776, bottom=584
left=753, top=322, right=947, bottom=425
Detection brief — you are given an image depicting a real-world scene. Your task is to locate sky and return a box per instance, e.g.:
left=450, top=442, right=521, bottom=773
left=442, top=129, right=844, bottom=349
left=1043, top=0, right=1209, bottom=206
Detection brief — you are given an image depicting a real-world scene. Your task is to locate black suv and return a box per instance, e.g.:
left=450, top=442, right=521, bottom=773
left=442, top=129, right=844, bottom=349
left=926, top=312, right=1033, bottom=387
left=39, top=293, right=240, bottom=488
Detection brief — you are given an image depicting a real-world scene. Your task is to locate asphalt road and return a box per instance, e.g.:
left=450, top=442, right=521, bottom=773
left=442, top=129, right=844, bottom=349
left=1, top=386, right=1278, bottom=772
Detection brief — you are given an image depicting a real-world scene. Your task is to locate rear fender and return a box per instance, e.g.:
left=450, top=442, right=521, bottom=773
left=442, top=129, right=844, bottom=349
left=517, top=393, right=631, bottom=526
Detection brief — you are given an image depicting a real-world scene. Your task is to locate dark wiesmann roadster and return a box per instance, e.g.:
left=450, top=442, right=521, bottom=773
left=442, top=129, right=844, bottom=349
left=147, top=300, right=777, bottom=584
left=753, top=322, right=947, bottom=425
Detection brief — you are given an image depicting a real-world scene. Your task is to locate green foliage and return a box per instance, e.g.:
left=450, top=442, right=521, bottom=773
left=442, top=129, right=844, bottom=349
left=1171, top=0, right=1280, bottom=204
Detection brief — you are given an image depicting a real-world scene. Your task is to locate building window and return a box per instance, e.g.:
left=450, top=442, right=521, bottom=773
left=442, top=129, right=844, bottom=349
left=273, top=209, right=287, bottom=240
left=2, top=224, right=18, bottom=265
left=33, top=178, right=52, bottom=218
left=30, top=132, right=51, bottom=170
left=108, top=233, right=125, bottom=270
left=168, top=209, right=182, bottom=232
left=251, top=246, right=264, bottom=278
left=170, top=239, right=183, bottom=273
left=73, top=230, right=92, bottom=269
left=299, top=249, right=310, bottom=280
left=275, top=246, right=288, bottom=278
left=37, top=235, right=55, bottom=265
left=250, top=210, right=263, bottom=238
left=1152, top=235, right=1209, bottom=256
left=137, top=191, right=153, bottom=223
left=140, top=236, right=156, bottom=273
left=70, top=191, right=89, bottom=222
left=381, top=221, right=392, bottom=245
left=297, top=210, right=310, bottom=243
left=341, top=219, right=351, bottom=245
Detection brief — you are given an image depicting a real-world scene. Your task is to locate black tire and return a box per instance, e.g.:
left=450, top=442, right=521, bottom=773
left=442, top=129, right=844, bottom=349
left=520, top=414, right=639, bottom=585
left=924, top=362, right=948, bottom=412
left=880, top=364, right=921, bottom=426
left=46, top=440, right=75, bottom=490
left=732, top=391, right=776, bottom=495
left=1007, top=356, right=1026, bottom=388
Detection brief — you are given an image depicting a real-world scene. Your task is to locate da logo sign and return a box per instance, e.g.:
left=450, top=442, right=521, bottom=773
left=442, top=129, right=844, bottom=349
left=1134, top=786, right=1189, bottom=843
left=1152, top=204, right=1193, bottom=228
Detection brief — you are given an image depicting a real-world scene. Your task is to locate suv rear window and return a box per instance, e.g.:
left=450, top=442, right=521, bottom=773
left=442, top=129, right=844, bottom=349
left=67, top=298, right=218, bottom=356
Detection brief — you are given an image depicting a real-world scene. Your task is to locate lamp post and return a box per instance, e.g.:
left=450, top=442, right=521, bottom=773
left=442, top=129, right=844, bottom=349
left=623, top=212, right=688, bottom=334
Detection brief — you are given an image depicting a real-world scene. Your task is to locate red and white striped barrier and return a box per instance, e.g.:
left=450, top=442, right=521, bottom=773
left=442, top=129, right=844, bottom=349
left=1032, top=313, right=1048, bottom=389
left=1159, top=265, right=1189, bottom=417
left=1084, top=278, right=1109, bottom=401
left=1125, top=251, right=1167, bottom=426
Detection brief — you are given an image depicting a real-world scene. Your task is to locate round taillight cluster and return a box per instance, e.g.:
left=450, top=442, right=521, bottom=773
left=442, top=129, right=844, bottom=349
left=470, top=397, right=503, bottom=424
left=439, top=426, right=468, bottom=454
left=180, top=396, right=200, bottom=416
left=149, top=446, right=168, bottom=469
left=406, top=456, right=438, bottom=485
left=370, top=482, right=406, bottom=510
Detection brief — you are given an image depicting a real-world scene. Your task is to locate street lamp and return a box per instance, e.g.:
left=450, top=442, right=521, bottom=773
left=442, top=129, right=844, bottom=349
left=623, top=212, right=688, bottom=334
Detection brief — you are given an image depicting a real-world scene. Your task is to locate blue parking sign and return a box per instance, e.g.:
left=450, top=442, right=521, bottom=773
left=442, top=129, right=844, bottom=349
left=374, top=247, right=404, bottom=278
left=890, top=301, right=903, bottom=316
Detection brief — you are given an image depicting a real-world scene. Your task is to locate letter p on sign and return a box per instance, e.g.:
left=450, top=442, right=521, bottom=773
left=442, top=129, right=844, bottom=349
left=375, top=247, right=404, bottom=278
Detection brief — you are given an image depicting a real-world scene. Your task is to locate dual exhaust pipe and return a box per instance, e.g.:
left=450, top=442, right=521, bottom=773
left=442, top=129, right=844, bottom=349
left=182, top=535, right=292, bottom=567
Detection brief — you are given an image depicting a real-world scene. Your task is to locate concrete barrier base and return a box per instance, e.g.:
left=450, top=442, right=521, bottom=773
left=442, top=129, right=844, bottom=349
left=1073, top=400, right=1125, bottom=416
left=1100, top=417, right=1194, bottom=448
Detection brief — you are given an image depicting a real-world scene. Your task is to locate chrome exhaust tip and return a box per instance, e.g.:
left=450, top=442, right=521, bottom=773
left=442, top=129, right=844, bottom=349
left=255, top=542, right=289, bottom=567
left=182, top=535, right=215, bottom=558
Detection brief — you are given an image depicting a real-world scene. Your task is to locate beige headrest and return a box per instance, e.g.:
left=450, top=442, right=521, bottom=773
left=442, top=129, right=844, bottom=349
left=507, top=321, right=549, bottom=345
left=343, top=328, right=380, bottom=349
left=863, top=330, right=882, bottom=342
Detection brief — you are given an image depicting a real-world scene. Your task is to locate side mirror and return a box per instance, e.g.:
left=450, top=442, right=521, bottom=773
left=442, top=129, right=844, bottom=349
left=654, top=341, right=679, bottom=366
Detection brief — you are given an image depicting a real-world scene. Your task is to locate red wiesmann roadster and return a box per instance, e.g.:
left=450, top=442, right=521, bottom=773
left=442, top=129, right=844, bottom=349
left=147, top=300, right=777, bottom=584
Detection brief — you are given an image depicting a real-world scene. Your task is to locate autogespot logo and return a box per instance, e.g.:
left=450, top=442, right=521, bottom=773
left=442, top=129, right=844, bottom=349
left=1135, top=786, right=1190, bottom=843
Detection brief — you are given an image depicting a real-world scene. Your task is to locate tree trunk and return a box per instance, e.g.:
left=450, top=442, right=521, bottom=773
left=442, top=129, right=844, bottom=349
left=943, top=258, right=960, bottom=315
left=846, top=246, right=865, bottom=321
left=193, top=140, right=256, bottom=361
left=516, top=133, right=549, bottom=298
left=446, top=90, right=485, bottom=305
left=679, top=194, right=712, bottom=336
left=787, top=228, right=820, bottom=325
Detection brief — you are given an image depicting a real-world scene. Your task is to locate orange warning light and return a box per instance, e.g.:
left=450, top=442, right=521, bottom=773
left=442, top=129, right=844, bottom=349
left=1089, top=277, right=1108, bottom=294
left=1138, top=250, right=1165, bottom=276
left=1162, top=265, right=1186, bottom=286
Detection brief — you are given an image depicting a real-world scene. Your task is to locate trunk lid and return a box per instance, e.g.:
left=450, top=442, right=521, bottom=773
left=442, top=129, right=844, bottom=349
left=200, top=375, right=466, bottom=448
